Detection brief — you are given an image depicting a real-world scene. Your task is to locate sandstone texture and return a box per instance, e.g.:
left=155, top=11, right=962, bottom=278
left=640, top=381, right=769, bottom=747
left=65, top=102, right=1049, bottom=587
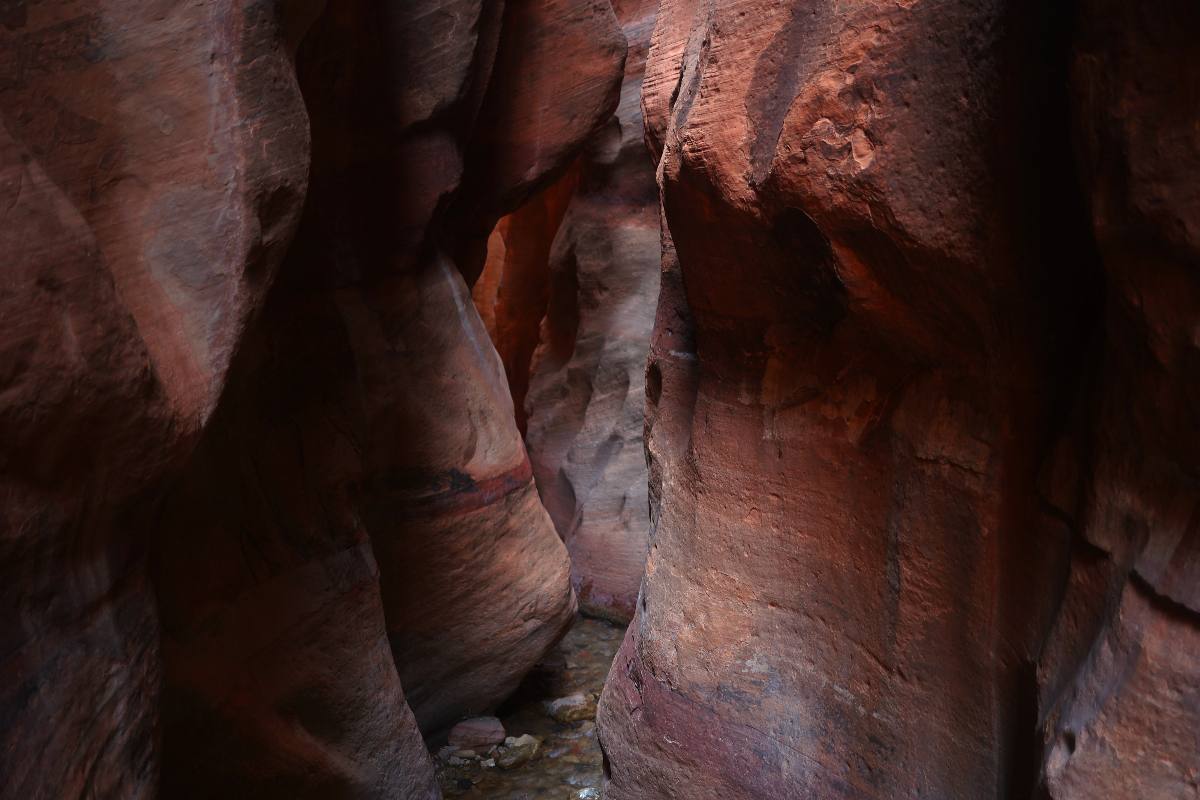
left=599, top=1, right=1199, bottom=799
left=3, top=0, right=1196, bottom=798
left=473, top=170, right=580, bottom=434
left=478, top=0, right=661, bottom=623
left=0, top=3, right=315, bottom=797
left=1, top=1, right=626, bottom=798
left=154, top=0, right=624, bottom=793
left=1037, top=2, right=1200, bottom=797
left=449, top=717, right=508, bottom=750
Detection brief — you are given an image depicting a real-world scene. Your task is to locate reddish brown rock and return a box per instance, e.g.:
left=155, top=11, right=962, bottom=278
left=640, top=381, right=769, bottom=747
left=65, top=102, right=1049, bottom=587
left=357, top=256, right=577, bottom=735
left=153, top=1, right=624, bottom=793
left=598, top=1, right=1124, bottom=798
left=0, top=2, right=316, bottom=797
left=448, top=0, right=627, bottom=283
left=448, top=717, right=508, bottom=750
left=473, top=168, right=581, bottom=433
left=1037, top=2, right=1200, bottom=796
left=523, top=0, right=660, bottom=623
left=2, top=1, right=625, bottom=797
left=153, top=285, right=440, bottom=798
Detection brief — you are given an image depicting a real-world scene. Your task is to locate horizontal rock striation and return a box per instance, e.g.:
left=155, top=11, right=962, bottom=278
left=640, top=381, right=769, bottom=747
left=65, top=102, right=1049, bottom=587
left=154, top=0, right=624, bottom=794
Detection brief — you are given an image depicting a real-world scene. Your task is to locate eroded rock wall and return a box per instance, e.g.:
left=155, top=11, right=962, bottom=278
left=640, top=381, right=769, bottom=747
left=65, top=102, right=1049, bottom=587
left=523, top=0, right=661, bottom=624
left=1037, top=2, right=1200, bottom=796
left=154, top=0, right=625, bottom=793
left=1, top=1, right=625, bottom=798
left=476, top=0, right=661, bottom=623
left=599, top=1, right=1198, bottom=799
left=0, top=3, right=316, bottom=796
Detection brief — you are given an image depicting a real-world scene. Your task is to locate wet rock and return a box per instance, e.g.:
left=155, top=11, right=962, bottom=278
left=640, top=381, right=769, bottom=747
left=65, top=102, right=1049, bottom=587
left=449, top=717, right=508, bottom=751
left=433, top=617, right=620, bottom=798
left=546, top=693, right=599, bottom=723
left=574, top=789, right=602, bottom=800
left=496, top=734, right=542, bottom=770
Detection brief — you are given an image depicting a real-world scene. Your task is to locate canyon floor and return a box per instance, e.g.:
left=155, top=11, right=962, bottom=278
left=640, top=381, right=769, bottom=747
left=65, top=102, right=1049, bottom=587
left=434, top=616, right=624, bottom=800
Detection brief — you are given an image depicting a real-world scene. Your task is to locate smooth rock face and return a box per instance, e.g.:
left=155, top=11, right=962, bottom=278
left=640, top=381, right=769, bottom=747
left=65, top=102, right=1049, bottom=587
left=448, top=0, right=627, bottom=283
left=599, top=1, right=1198, bottom=799
left=473, top=169, right=581, bottom=434
left=154, top=0, right=624, bottom=792
left=0, top=3, right=315, bottom=797
left=449, top=717, right=508, bottom=750
left=153, top=284, right=440, bottom=798
left=525, top=0, right=660, bottom=624
left=2, top=1, right=626, bottom=798
left=480, top=0, right=660, bottom=623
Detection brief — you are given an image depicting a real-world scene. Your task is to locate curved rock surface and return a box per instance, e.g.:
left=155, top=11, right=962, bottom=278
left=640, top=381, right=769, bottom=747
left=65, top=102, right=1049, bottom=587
left=523, top=0, right=661, bottom=623
left=1037, top=2, right=1200, bottom=797
left=155, top=0, right=624, bottom=793
left=2, top=1, right=626, bottom=797
left=599, top=1, right=1199, bottom=799
left=475, top=0, right=660, bottom=624
left=0, top=2, right=315, bottom=797
left=473, top=170, right=581, bottom=434
left=4, top=1, right=1196, bottom=798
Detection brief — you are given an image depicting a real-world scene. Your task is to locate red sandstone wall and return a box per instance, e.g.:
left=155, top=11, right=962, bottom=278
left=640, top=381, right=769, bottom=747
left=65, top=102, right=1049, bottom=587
left=598, top=1, right=1199, bottom=798
left=475, top=0, right=661, bottom=624
left=0, top=2, right=625, bottom=797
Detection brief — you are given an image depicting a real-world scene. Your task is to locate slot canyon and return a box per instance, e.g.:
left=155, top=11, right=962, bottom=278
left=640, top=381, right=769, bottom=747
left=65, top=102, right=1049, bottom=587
left=0, top=1, right=1196, bottom=799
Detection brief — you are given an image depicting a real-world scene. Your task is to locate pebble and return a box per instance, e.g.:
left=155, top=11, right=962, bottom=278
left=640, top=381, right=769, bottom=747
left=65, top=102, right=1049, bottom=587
left=545, top=693, right=598, bottom=723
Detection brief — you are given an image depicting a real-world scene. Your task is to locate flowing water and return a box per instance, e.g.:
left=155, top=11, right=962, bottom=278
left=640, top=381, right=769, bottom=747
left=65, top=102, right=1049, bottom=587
left=435, top=616, right=625, bottom=799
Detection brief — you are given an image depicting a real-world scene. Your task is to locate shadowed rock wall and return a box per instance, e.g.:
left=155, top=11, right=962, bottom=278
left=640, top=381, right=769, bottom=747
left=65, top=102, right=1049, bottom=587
left=0, top=2, right=625, bottom=798
left=0, top=2, right=318, bottom=796
left=523, top=0, right=661, bottom=624
left=1037, top=2, right=1200, bottom=796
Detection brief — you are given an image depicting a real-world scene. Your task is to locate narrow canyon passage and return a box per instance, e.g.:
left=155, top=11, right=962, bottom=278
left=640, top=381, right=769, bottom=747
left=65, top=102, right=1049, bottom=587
left=1, top=2, right=1198, bottom=800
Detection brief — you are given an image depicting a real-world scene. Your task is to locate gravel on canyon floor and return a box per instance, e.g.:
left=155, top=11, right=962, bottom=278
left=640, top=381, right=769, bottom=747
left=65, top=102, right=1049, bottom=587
left=434, top=616, right=624, bottom=799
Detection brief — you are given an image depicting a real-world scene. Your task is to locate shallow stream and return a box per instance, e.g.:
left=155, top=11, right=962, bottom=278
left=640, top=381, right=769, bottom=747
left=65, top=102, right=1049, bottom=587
left=435, top=616, right=625, bottom=799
